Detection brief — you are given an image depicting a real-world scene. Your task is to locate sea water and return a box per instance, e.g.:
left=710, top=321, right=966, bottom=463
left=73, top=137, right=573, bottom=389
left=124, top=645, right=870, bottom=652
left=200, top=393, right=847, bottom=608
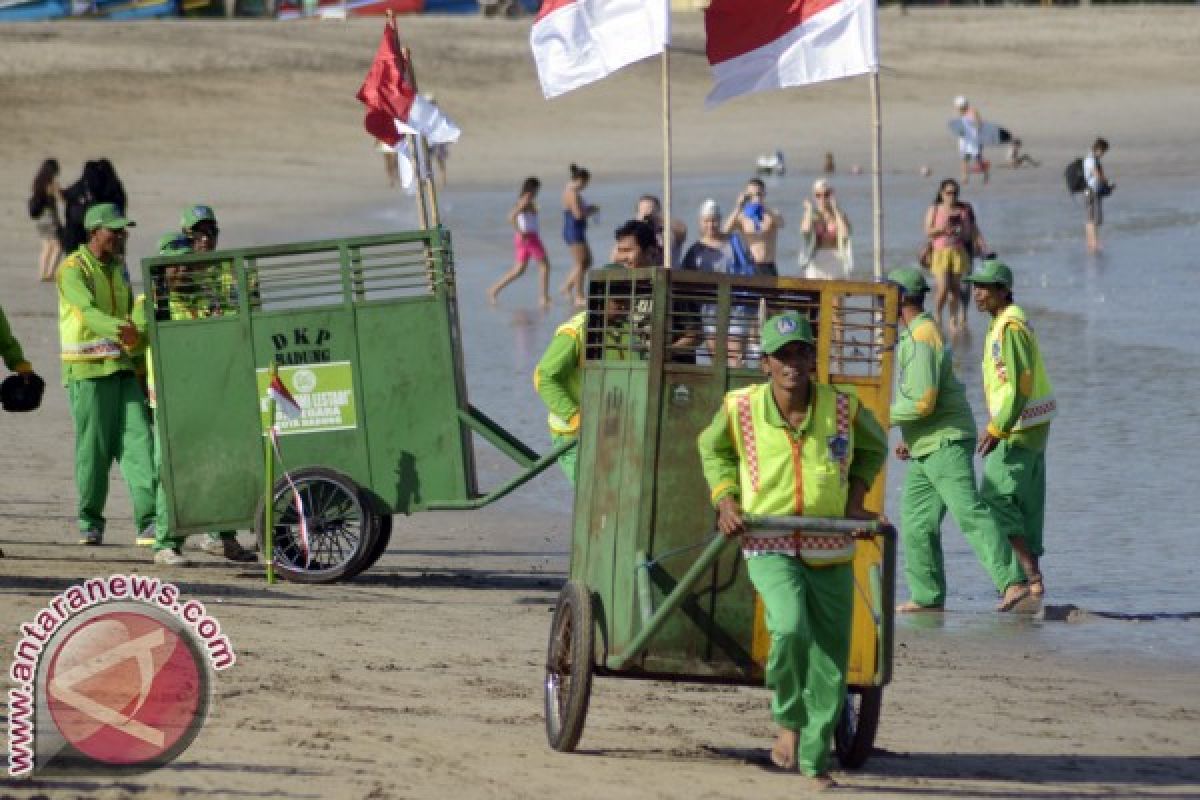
left=264, top=163, right=1200, bottom=664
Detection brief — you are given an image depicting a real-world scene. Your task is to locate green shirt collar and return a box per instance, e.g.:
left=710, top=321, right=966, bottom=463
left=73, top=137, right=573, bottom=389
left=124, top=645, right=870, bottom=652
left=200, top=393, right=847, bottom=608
left=899, top=311, right=933, bottom=342
left=760, top=380, right=814, bottom=433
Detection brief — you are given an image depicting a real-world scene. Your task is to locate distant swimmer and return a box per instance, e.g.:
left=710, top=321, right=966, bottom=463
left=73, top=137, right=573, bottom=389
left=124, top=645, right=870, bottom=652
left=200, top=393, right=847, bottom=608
left=965, top=259, right=1057, bottom=599
left=488, top=177, right=551, bottom=308
left=952, top=96, right=990, bottom=185
left=559, top=163, right=599, bottom=307
left=886, top=267, right=1031, bottom=614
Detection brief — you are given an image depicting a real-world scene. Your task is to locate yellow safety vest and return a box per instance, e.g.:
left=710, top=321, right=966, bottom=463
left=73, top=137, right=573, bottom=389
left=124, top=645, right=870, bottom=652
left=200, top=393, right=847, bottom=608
left=983, top=305, right=1056, bottom=431
left=133, top=291, right=217, bottom=408
left=58, top=247, right=133, bottom=365
left=725, top=382, right=858, bottom=565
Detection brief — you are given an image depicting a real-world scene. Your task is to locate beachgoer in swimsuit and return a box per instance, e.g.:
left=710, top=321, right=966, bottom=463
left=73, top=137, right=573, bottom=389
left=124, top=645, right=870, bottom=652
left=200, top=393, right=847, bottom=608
left=924, top=179, right=986, bottom=334
left=559, top=163, right=598, bottom=307
left=29, top=158, right=64, bottom=282
left=489, top=177, right=551, bottom=308
left=798, top=178, right=852, bottom=279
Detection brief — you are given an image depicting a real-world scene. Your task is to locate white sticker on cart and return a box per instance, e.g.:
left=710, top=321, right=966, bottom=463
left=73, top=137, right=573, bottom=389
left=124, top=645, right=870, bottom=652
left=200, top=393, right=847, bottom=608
left=256, top=362, right=357, bottom=435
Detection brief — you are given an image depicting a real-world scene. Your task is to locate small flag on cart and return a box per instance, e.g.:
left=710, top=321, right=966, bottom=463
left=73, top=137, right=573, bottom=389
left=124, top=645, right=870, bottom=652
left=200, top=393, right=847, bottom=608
left=268, top=373, right=303, bottom=421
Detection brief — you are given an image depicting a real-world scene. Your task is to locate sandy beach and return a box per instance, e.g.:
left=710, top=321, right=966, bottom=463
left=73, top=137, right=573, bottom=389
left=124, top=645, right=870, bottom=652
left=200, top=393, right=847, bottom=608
left=2, top=9, right=1200, bottom=797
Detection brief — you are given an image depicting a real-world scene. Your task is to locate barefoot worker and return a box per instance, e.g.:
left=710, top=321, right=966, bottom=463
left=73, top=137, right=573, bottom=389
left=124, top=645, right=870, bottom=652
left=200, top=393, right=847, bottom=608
left=697, top=311, right=886, bottom=789
left=965, top=259, right=1056, bottom=599
left=886, top=267, right=1030, bottom=613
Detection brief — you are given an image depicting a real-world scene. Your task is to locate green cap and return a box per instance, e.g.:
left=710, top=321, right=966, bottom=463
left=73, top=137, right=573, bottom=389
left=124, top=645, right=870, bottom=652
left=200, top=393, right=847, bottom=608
left=181, top=204, right=217, bottom=229
left=761, top=311, right=815, bottom=355
left=157, top=233, right=193, bottom=257
left=886, top=266, right=929, bottom=295
left=963, top=258, right=1013, bottom=288
left=84, top=202, right=135, bottom=232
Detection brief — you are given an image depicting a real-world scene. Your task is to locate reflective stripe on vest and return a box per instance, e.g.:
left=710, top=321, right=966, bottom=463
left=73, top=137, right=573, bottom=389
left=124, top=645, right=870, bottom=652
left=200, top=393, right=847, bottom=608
left=728, top=383, right=855, bottom=565
left=984, top=305, right=1056, bottom=431
left=58, top=248, right=133, bottom=365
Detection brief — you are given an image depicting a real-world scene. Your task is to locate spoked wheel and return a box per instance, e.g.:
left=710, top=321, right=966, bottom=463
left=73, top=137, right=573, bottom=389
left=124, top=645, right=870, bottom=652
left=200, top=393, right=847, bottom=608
left=834, top=687, right=883, bottom=768
left=255, top=467, right=379, bottom=584
left=544, top=581, right=594, bottom=752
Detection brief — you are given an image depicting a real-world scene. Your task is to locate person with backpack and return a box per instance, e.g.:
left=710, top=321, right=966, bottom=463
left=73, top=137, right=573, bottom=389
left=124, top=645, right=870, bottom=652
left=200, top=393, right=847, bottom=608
left=1082, top=138, right=1113, bottom=253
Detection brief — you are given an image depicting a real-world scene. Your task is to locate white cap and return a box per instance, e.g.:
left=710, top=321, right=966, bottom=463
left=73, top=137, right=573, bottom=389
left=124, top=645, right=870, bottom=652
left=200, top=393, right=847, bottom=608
left=699, top=198, right=721, bottom=219
left=812, top=178, right=830, bottom=195
left=954, top=95, right=968, bottom=109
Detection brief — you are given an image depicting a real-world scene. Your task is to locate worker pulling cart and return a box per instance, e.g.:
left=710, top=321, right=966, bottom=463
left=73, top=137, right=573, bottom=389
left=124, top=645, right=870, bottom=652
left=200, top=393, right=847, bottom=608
left=542, top=266, right=899, bottom=772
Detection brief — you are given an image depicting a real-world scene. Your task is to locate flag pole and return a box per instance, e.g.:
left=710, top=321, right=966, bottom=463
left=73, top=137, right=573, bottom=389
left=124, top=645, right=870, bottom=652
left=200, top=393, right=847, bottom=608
left=869, top=69, right=883, bottom=280
left=661, top=45, right=673, bottom=269
left=263, top=363, right=277, bottom=585
left=385, top=11, right=432, bottom=230
left=401, top=43, right=442, bottom=228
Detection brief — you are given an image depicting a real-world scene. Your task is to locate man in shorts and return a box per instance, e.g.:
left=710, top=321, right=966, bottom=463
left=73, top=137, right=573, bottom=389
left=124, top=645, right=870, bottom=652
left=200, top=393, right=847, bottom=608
left=1083, top=138, right=1112, bottom=253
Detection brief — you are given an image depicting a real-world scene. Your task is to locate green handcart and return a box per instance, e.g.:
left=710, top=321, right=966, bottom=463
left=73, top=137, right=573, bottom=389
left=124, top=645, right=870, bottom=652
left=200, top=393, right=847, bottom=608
left=142, top=227, right=571, bottom=583
left=541, top=267, right=899, bottom=768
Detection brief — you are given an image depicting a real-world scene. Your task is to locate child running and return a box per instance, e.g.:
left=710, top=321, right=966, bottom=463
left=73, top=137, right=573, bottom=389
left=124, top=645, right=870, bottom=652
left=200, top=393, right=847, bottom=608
left=489, top=177, right=551, bottom=308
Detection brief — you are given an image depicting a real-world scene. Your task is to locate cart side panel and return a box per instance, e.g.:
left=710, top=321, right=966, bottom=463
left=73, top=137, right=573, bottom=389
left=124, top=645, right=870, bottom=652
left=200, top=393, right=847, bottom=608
left=354, top=301, right=471, bottom=511
left=156, top=317, right=263, bottom=533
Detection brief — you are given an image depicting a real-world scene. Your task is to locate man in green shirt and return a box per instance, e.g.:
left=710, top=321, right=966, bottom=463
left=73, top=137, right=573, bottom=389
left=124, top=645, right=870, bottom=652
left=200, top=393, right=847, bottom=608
left=57, top=203, right=158, bottom=552
left=886, top=268, right=1029, bottom=613
left=965, top=259, right=1056, bottom=598
left=697, top=311, right=886, bottom=788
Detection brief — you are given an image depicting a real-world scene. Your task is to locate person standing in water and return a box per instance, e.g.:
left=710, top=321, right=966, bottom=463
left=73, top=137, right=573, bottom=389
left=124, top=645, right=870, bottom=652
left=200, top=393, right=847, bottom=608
left=923, top=179, right=985, bottom=334
left=798, top=178, right=852, bottom=279
left=489, top=177, right=551, bottom=308
left=559, top=164, right=598, bottom=307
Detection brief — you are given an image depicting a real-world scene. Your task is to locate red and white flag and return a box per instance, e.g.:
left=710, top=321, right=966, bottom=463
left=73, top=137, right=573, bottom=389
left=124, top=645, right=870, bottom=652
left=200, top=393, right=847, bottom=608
left=530, top=0, right=668, bottom=99
left=268, top=374, right=303, bottom=421
left=357, top=25, right=461, bottom=147
left=704, top=0, right=878, bottom=108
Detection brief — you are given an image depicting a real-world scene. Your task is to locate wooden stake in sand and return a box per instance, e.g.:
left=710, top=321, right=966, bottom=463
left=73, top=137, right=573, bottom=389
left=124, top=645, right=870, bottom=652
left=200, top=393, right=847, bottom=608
left=661, top=45, right=673, bottom=270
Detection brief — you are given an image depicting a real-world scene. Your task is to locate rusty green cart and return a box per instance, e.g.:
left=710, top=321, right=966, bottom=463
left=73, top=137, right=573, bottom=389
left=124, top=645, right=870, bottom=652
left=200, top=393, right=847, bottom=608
left=141, top=228, right=572, bottom=583
left=542, top=267, right=899, bottom=768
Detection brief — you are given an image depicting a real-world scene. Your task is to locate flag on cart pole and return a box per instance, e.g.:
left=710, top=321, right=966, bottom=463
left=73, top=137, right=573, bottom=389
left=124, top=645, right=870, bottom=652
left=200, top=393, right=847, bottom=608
left=530, top=0, right=669, bottom=99
left=267, top=372, right=303, bottom=421
left=357, top=23, right=461, bottom=147
left=704, top=0, right=879, bottom=108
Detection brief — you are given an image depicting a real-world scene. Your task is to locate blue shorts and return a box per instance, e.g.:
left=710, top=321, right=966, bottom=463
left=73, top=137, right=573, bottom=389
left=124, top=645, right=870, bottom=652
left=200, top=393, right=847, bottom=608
left=562, top=211, right=587, bottom=245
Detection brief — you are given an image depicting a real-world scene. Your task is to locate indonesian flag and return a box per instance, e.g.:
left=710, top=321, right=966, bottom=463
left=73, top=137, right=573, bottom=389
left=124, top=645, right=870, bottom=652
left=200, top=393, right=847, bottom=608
left=704, top=0, right=878, bottom=108
left=357, top=25, right=461, bottom=147
left=530, top=0, right=669, bottom=99
left=268, top=374, right=303, bottom=421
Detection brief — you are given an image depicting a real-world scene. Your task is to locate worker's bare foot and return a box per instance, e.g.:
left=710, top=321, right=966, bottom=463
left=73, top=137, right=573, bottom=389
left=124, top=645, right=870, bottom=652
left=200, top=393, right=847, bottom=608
left=895, top=600, right=943, bottom=613
left=996, top=583, right=1031, bottom=612
left=806, top=773, right=838, bottom=791
left=769, top=729, right=798, bottom=770
left=1027, top=572, right=1045, bottom=597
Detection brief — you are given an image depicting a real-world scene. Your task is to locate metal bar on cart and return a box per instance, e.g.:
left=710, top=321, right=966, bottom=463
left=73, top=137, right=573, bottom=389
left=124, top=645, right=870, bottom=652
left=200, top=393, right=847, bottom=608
left=608, top=517, right=886, bottom=671
left=456, top=405, right=540, bottom=469
left=424, top=437, right=577, bottom=511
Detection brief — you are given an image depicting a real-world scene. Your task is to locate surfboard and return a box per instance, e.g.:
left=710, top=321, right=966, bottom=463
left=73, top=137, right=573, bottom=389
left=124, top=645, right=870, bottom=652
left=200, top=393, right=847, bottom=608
left=947, top=117, right=1008, bottom=148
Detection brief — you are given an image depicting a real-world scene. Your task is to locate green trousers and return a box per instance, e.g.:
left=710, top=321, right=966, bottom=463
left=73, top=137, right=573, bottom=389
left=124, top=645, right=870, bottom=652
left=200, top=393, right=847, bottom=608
left=981, top=440, right=1046, bottom=558
left=900, top=440, right=1025, bottom=607
left=67, top=372, right=156, bottom=535
left=153, top=424, right=236, bottom=552
left=746, top=554, right=852, bottom=777
left=552, top=433, right=578, bottom=487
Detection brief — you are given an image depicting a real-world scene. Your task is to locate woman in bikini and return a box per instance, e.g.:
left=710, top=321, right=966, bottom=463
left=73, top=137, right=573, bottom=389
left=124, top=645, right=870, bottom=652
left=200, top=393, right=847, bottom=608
left=798, top=178, right=852, bottom=279
left=488, top=177, right=551, bottom=308
left=559, top=164, right=598, bottom=307
left=923, top=179, right=985, bottom=334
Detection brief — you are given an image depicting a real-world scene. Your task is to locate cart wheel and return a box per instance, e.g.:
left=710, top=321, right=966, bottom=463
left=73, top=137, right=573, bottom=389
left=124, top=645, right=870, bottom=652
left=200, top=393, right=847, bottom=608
left=255, top=467, right=380, bottom=584
left=345, top=511, right=392, bottom=579
left=544, top=581, right=594, bottom=752
left=834, top=687, right=882, bottom=769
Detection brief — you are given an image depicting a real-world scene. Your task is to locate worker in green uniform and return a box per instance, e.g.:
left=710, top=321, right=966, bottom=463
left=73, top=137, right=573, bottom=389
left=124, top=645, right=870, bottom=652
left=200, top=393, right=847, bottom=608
left=534, top=219, right=657, bottom=484
left=965, top=259, right=1056, bottom=598
left=57, top=202, right=156, bottom=548
left=886, top=267, right=1030, bottom=613
left=0, top=304, right=36, bottom=381
left=132, top=234, right=256, bottom=564
left=697, top=311, right=886, bottom=789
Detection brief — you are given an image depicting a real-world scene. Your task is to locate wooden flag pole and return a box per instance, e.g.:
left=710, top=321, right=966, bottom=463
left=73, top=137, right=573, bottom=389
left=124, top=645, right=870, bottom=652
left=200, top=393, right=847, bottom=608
left=869, top=69, right=884, bottom=280
left=385, top=11, right=434, bottom=230
left=401, top=44, right=442, bottom=228
left=661, top=45, right=674, bottom=269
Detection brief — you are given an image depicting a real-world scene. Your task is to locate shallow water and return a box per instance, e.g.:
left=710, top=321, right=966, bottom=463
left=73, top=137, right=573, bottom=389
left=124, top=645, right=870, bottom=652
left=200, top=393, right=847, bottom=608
left=254, top=164, right=1200, bottom=665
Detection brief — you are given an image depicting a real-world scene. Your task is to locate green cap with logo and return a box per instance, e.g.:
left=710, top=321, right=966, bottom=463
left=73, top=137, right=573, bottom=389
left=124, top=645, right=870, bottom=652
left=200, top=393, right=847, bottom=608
left=963, top=258, right=1013, bottom=288
left=181, top=204, right=217, bottom=229
left=886, top=266, right=930, bottom=295
left=157, top=233, right=193, bottom=257
left=761, top=311, right=815, bottom=355
left=84, top=202, right=135, bottom=232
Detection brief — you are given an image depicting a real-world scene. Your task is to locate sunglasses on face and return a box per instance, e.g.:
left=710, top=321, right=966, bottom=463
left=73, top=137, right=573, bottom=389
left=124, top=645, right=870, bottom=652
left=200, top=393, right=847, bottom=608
left=815, top=191, right=829, bottom=197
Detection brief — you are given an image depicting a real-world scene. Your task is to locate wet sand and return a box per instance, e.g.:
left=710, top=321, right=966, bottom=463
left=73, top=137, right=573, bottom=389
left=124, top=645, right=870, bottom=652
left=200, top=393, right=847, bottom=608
left=2, top=10, right=1200, bottom=797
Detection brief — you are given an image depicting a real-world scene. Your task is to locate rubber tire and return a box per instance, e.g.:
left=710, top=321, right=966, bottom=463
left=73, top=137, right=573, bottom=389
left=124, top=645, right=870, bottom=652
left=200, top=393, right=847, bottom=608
left=254, top=467, right=380, bottom=584
left=543, top=581, right=594, bottom=752
left=345, top=511, right=392, bottom=579
left=834, top=687, right=882, bottom=769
